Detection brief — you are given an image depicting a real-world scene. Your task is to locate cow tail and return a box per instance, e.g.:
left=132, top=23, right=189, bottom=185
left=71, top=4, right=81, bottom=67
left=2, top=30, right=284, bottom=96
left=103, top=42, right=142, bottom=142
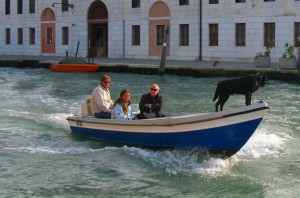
left=213, top=84, right=219, bottom=102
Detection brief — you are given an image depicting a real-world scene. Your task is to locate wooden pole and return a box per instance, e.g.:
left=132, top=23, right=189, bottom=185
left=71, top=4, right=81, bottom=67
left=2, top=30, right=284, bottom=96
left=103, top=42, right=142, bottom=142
left=88, top=39, right=91, bottom=63
left=159, top=26, right=169, bottom=76
left=75, top=41, right=80, bottom=58
left=298, top=48, right=300, bottom=83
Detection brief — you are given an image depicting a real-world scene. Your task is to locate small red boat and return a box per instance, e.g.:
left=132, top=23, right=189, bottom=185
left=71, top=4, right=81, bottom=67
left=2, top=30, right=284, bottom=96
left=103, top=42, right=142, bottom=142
left=50, top=63, right=100, bottom=72
left=50, top=57, right=99, bottom=72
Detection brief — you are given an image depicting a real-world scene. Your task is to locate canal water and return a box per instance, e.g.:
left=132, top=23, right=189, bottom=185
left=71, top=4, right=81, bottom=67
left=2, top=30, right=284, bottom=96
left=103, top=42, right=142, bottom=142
left=0, top=67, right=299, bottom=197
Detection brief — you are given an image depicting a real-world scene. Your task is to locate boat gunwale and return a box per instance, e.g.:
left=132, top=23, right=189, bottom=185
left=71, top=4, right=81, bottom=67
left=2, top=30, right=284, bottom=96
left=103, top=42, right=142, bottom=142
left=67, top=102, right=269, bottom=127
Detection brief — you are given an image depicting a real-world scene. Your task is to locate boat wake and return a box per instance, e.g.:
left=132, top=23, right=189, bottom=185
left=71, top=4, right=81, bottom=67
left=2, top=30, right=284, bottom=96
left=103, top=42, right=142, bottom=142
left=237, top=127, right=291, bottom=158
left=4, top=145, right=102, bottom=154
left=3, top=108, right=72, bottom=131
left=111, top=146, right=239, bottom=177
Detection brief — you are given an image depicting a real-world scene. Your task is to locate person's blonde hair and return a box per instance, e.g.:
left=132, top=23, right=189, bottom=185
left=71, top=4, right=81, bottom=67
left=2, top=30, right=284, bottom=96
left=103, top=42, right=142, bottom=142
left=101, top=74, right=111, bottom=82
left=113, top=89, right=131, bottom=114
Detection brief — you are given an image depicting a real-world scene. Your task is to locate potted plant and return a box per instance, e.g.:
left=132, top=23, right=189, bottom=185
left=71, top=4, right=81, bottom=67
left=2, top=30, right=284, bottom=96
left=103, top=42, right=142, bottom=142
left=279, top=43, right=298, bottom=70
left=254, top=42, right=274, bottom=68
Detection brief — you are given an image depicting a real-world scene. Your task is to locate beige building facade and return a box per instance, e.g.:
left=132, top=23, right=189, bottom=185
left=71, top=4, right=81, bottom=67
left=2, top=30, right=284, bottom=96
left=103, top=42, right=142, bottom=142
left=0, top=0, right=300, bottom=62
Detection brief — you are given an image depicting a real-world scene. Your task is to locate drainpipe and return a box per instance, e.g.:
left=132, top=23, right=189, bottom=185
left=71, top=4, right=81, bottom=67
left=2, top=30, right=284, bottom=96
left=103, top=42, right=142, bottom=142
left=122, top=1, right=125, bottom=58
left=199, top=0, right=202, bottom=60
left=123, top=20, right=125, bottom=58
left=297, top=48, right=300, bottom=83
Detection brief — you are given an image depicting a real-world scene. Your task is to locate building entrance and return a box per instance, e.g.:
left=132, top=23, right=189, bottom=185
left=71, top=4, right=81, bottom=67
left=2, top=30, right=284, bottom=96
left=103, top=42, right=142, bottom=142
left=88, top=1, right=108, bottom=58
left=41, top=8, right=56, bottom=54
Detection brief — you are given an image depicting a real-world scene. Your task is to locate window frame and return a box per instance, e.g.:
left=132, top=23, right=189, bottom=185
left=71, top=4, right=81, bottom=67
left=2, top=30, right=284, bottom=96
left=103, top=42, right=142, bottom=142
left=132, top=25, right=141, bottom=46
left=156, top=25, right=165, bottom=46
left=17, top=0, right=23, bottom=14
left=62, top=0, right=69, bottom=12
left=132, top=0, right=140, bottom=8
left=209, top=0, right=219, bottom=4
left=46, top=27, right=53, bottom=45
left=179, top=0, right=189, bottom=5
left=62, top=27, right=69, bottom=45
left=235, top=23, right=246, bottom=46
left=5, top=0, right=10, bottom=15
left=29, top=27, right=35, bottom=45
left=209, top=24, right=218, bottom=46
left=294, top=22, right=300, bottom=47
left=18, top=28, right=23, bottom=45
left=29, top=0, right=35, bottom=13
left=6, top=28, right=11, bottom=45
left=179, top=24, right=189, bottom=46
left=264, top=23, right=275, bottom=47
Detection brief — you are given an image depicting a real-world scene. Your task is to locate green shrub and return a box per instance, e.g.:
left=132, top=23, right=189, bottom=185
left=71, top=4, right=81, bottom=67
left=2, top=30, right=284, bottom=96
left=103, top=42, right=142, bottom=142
left=255, top=42, right=274, bottom=59
left=281, top=43, right=296, bottom=59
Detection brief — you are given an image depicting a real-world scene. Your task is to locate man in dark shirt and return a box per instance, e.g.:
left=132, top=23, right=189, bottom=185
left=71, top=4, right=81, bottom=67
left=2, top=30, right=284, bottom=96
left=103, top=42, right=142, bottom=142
left=139, top=84, right=163, bottom=119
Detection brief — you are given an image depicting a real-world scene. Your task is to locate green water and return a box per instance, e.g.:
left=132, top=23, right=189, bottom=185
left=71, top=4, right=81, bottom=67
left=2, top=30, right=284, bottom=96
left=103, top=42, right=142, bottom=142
left=0, top=68, right=299, bottom=197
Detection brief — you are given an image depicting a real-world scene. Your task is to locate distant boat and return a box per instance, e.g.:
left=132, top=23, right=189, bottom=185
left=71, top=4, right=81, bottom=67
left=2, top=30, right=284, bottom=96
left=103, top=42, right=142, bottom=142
left=50, top=57, right=99, bottom=72
left=67, top=101, right=269, bottom=157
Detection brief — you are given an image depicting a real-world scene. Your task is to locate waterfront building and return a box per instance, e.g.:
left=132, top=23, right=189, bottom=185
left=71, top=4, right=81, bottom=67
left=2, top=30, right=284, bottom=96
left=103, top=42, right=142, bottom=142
left=0, top=0, right=300, bottom=62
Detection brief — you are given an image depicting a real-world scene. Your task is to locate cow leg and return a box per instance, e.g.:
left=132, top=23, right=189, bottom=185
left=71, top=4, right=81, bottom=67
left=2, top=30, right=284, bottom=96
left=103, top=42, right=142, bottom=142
left=245, top=93, right=251, bottom=106
left=219, top=94, right=230, bottom=111
left=215, top=101, right=219, bottom=112
left=249, top=94, right=252, bottom=105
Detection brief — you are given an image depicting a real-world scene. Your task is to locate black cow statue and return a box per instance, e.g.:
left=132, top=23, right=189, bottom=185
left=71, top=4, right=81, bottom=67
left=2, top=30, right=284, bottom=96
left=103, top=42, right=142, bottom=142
left=213, top=73, right=266, bottom=112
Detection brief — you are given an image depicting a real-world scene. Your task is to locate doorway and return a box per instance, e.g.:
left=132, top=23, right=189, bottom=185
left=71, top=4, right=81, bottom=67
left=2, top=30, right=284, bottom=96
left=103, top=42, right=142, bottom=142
left=88, top=1, right=108, bottom=58
left=90, top=24, right=107, bottom=57
left=41, top=8, right=56, bottom=54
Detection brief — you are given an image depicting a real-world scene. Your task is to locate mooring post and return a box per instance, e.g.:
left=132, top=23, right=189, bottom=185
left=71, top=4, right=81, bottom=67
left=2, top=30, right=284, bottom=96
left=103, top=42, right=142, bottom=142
left=159, top=26, right=169, bottom=76
left=75, top=41, right=80, bottom=58
left=298, top=48, right=300, bottom=83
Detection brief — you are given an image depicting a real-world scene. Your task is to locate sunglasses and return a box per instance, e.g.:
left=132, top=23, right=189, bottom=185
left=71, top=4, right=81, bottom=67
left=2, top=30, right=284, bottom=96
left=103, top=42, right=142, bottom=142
left=150, top=88, right=158, bottom=91
left=102, top=81, right=110, bottom=84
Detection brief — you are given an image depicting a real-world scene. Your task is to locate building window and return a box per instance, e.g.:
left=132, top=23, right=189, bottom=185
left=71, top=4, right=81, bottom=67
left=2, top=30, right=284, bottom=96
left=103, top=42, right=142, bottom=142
left=5, top=0, right=10, bottom=15
left=46, top=28, right=53, bottom=44
left=209, top=0, right=219, bottom=4
left=29, top=28, right=35, bottom=45
left=6, top=28, right=10, bottom=44
left=264, top=23, right=275, bottom=46
left=295, top=23, right=300, bottom=47
left=132, top=25, right=140, bottom=46
left=17, top=0, right=23, bottom=14
left=180, top=24, right=189, bottom=46
left=29, top=0, right=35, bottom=13
left=62, top=0, right=69, bottom=11
left=132, top=0, right=140, bottom=8
left=264, top=0, right=275, bottom=2
left=209, top=24, right=218, bottom=46
left=156, top=25, right=165, bottom=46
left=62, top=27, right=69, bottom=45
left=236, top=23, right=246, bottom=46
left=18, top=28, right=23, bottom=44
left=236, top=0, right=246, bottom=2
left=179, top=0, right=189, bottom=5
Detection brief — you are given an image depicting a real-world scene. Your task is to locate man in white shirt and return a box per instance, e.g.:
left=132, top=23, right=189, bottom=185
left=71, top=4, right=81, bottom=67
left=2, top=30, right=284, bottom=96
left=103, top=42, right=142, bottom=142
left=90, top=74, right=114, bottom=119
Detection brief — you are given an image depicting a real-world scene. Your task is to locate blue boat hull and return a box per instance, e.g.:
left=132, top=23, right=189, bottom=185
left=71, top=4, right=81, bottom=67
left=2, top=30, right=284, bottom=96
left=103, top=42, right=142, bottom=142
left=70, top=118, right=262, bottom=154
